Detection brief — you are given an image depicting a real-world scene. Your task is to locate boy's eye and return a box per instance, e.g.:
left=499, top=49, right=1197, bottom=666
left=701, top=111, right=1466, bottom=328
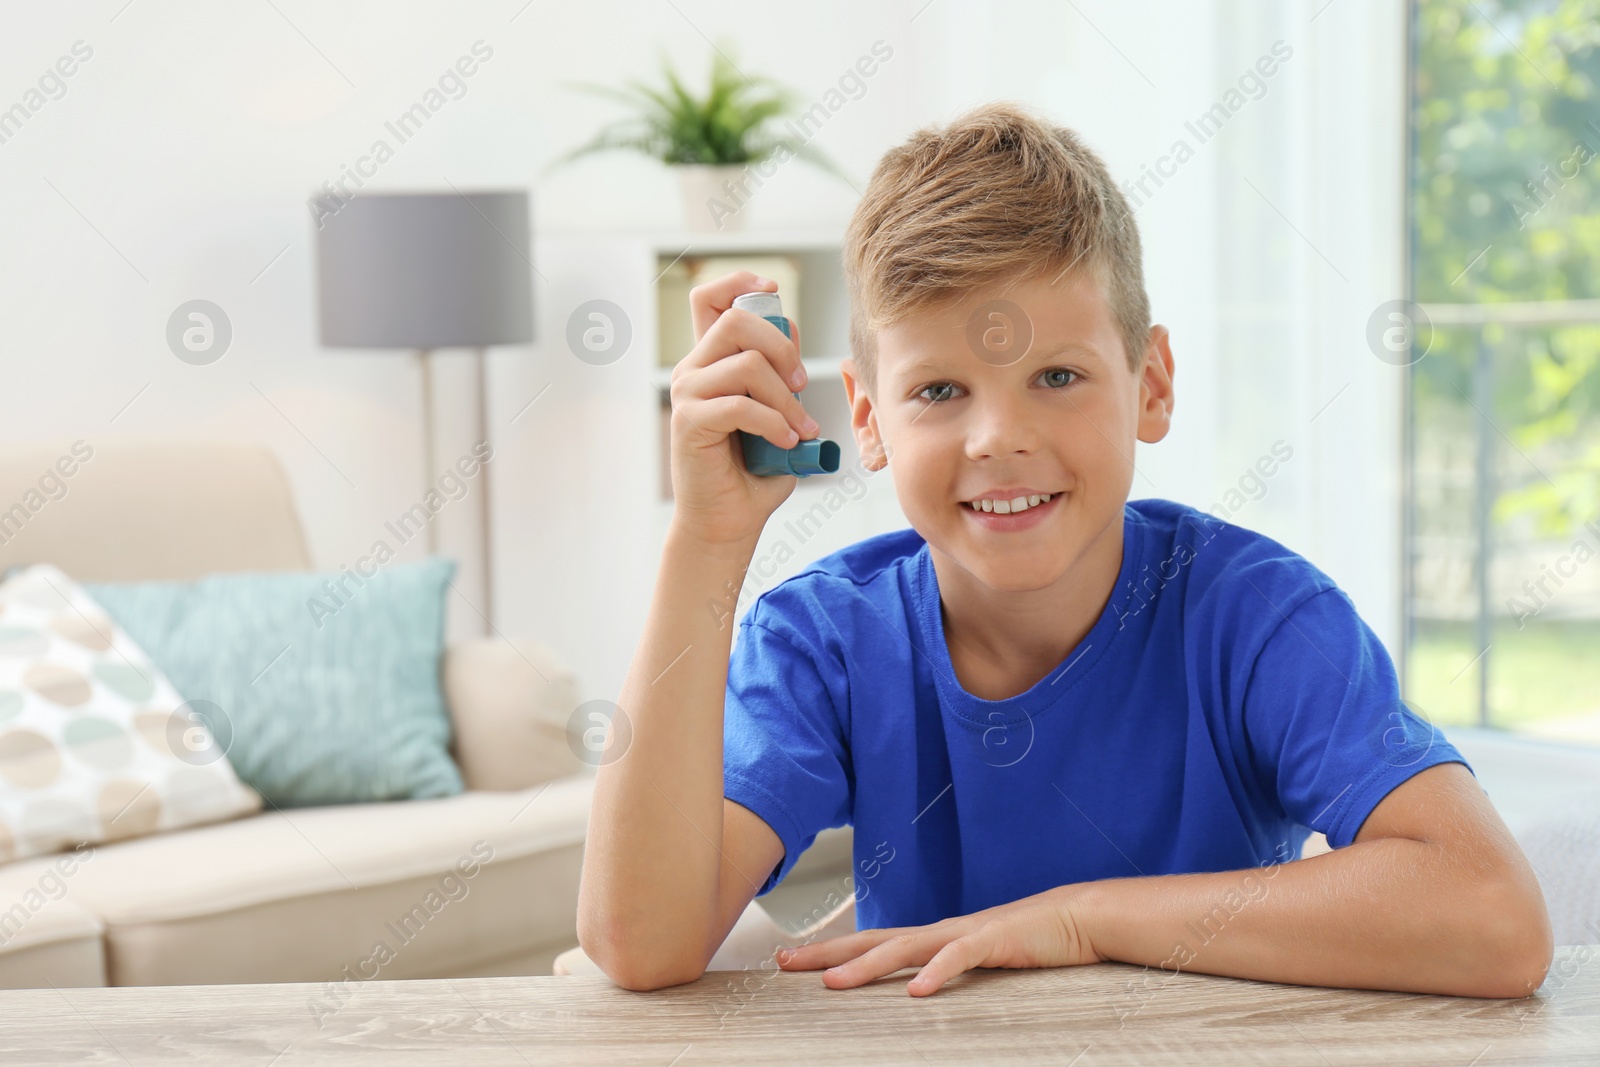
left=913, top=368, right=1079, bottom=404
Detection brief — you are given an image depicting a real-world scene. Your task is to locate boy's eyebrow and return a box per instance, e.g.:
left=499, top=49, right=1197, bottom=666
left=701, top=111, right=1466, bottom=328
left=893, top=341, right=1106, bottom=378
left=1031, top=342, right=1106, bottom=364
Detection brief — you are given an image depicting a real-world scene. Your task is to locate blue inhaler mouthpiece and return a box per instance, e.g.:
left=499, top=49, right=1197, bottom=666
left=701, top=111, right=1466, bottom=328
left=730, top=291, right=841, bottom=478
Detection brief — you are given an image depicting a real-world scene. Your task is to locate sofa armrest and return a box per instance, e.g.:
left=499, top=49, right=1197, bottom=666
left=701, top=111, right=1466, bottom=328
left=442, top=636, right=587, bottom=791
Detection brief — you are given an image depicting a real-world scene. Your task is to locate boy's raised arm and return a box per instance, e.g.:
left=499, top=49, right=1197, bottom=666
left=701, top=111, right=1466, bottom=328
left=576, top=272, right=821, bottom=990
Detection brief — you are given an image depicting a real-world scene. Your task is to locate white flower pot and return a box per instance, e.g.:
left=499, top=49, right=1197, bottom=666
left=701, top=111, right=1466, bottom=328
left=676, top=163, right=750, bottom=232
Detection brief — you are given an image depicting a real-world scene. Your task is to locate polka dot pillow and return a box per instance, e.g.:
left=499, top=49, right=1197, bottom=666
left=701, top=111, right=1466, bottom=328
left=0, top=564, right=261, bottom=862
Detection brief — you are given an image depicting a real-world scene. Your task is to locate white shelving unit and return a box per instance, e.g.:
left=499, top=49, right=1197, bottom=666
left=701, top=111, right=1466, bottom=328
left=501, top=230, right=906, bottom=703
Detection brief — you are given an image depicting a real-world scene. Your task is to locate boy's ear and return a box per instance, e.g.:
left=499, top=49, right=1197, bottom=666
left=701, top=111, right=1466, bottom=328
left=841, top=358, right=889, bottom=470
left=1136, top=324, right=1176, bottom=445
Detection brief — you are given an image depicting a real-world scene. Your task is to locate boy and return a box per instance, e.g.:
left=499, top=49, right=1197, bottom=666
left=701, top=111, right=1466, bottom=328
left=577, top=102, right=1552, bottom=999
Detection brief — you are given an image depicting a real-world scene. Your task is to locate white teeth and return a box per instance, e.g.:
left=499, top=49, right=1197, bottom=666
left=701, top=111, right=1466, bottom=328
left=965, top=492, right=1054, bottom=513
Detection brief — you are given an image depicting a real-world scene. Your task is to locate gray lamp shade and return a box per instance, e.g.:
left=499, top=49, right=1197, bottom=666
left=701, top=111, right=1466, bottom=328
left=314, top=190, right=533, bottom=349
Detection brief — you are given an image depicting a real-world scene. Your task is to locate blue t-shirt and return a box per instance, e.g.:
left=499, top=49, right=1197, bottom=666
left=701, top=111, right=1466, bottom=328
left=722, top=497, right=1468, bottom=932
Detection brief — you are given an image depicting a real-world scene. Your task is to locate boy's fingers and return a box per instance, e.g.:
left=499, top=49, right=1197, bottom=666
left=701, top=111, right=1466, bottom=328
left=676, top=305, right=804, bottom=390
left=819, top=935, right=937, bottom=988
left=675, top=394, right=798, bottom=453
left=779, top=915, right=978, bottom=972
left=788, top=317, right=804, bottom=385
left=672, top=351, right=817, bottom=441
left=908, top=937, right=988, bottom=996
left=778, top=930, right=901, bottom=970
left=689, top=271, right=779, bottom=344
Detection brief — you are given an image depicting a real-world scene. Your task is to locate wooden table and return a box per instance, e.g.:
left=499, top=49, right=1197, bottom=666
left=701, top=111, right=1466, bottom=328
left=1, top=947, right=1595, bottom=1065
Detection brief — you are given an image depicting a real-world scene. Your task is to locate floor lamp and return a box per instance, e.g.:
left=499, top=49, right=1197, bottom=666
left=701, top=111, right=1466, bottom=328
left=314, top=190, right=533, bottom=629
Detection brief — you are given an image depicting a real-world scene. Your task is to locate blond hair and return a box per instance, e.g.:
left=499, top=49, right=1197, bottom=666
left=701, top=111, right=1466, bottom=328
left=842, top=101, right=1150, bottom=391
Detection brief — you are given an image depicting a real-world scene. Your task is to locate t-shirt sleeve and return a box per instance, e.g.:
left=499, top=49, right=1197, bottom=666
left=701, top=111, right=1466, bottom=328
left=723, top=608, right=853, bottom=897
left=1241, top=586, right=1471, bottom=849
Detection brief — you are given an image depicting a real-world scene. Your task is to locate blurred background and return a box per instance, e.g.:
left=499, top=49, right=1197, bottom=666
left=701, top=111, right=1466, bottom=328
left=0, top=0, right=1596, bottom=991
left=1407, top=1, right=1600, bottom=743
left=3, top=0, right=1590, bottom=741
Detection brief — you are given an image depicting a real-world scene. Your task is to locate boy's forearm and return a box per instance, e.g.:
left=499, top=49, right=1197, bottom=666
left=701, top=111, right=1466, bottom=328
left=1069, top=838, right=1552, bottom=1000
left=578, top=521, right=757, bottom=980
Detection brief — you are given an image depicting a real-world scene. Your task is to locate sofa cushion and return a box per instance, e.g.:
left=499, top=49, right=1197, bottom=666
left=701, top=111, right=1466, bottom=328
left=0, top=564, right=262, bottom=862
left=0, top=440, right=312, bottom=583
left=0, top=931, right=106, bottom=989
left=84, top=558, right=463, bottom=807
left=0, top=848, right=105, bottom=988
left=442, top=637, right=589, bottom=791
left=0, top=774, right=593, bottom=988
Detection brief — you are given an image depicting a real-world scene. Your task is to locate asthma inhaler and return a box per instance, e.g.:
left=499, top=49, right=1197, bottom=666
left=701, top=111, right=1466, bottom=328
left=730, top=291, right=841, bottom=478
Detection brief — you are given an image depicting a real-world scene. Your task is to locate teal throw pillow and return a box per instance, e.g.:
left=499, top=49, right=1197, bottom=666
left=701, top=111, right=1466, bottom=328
left=84, top=557, right=463, bottom=807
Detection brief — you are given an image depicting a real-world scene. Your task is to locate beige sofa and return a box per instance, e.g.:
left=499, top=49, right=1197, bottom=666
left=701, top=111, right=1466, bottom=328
left=0, top=439, right=598, bottom=988
left=0, top=438, right=859, bottom=989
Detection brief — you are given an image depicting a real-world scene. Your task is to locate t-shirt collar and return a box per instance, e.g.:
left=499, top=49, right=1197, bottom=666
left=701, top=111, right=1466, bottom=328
left=913, top=503, right=1147, bottom=729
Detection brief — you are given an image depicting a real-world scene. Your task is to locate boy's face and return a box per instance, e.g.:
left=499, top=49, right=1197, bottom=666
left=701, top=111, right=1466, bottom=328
left=842, top=269, right=1175, bottom=593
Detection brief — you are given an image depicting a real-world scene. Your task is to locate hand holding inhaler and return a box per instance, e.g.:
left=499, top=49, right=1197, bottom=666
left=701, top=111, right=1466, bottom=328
left=667, top=272, right=839, bottom=548
left=728, top=291, right=841, bottom=478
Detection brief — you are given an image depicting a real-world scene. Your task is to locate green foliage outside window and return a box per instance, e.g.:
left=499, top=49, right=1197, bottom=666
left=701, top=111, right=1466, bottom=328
left=1413, top=0, right=1600, bottom=535
left=1410, top=0, right=1600, bottom=736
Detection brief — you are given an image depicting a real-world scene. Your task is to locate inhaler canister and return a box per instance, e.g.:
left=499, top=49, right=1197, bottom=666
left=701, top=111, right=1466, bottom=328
left=730, top=291, right=841, bottom=478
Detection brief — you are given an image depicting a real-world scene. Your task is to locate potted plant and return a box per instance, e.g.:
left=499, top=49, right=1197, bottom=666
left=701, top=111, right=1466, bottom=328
left=548, top=48, right=849, bottom=231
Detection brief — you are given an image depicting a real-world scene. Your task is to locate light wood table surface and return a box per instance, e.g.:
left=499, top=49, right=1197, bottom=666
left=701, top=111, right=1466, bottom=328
left=1, top=946, right=1595, bottom=1065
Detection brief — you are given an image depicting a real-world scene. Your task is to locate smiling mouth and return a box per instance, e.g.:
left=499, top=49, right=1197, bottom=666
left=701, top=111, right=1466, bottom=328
left=961, top=492, right=1055, bottom=514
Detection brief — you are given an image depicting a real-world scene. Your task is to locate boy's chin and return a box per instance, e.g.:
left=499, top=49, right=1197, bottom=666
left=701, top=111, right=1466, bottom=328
left=929, top=534, right=1075, bottom=593
left=960, top=553, right=1074, bottom=593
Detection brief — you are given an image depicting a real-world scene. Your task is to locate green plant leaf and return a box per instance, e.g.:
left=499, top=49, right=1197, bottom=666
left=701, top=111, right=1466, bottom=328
left=548, top=44, right=852, bottom=172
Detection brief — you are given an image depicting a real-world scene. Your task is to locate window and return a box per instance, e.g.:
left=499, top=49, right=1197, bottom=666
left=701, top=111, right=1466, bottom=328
left=1406, top=0, right=1600, bottom=742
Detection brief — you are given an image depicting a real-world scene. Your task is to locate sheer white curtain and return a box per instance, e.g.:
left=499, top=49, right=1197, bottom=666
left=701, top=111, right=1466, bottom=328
left=1207, top=0, right=1410, bottom=652
left=923, top=0, right=1409, bottom=647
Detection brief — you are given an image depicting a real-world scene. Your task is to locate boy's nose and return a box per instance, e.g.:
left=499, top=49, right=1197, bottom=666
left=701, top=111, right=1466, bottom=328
left=962, top=392, right=1040, bottom=459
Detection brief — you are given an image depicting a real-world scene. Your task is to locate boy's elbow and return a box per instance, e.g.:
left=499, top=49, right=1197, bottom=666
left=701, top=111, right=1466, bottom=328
left=576, top=916, right=708, bottom=992
left=595, top=948, right=708, bottom=992
left=1466, top=873, right=1554, bottom=999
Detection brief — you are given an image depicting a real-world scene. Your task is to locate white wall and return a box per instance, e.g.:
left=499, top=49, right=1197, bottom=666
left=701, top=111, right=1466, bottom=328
left=0, top=0, right=1405, bottom=705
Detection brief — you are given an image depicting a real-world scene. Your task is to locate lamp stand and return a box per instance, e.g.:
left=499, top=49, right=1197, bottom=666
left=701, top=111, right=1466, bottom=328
left=416, top=348, right=438, bottom=554
left=474, top=344, right=495, bottom=628
left=415, top=346, right=494, bottom=636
